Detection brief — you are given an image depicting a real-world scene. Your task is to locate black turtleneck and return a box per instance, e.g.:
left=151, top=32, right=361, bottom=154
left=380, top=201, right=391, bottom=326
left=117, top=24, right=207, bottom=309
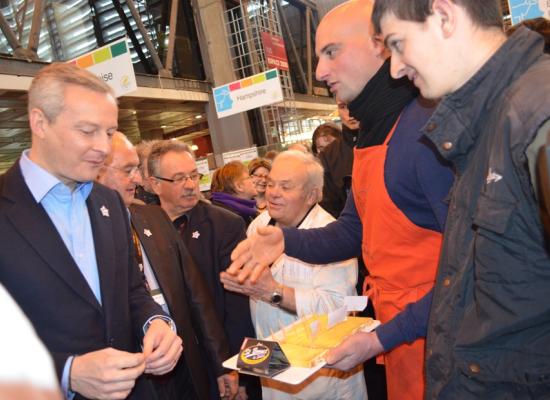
left=349, top=58, right=418, bottom=148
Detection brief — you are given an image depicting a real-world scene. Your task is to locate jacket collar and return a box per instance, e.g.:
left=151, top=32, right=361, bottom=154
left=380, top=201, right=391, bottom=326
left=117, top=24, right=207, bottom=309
left=1, top=162, right=104, bottom=314
left=425, top=27, right=546, bottom=163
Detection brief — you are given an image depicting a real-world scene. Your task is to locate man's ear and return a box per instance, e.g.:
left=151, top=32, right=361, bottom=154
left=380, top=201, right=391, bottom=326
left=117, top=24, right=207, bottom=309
left=371, top=34, right=389, bottom=59
left=150, top=177, right=162, bottom=195
left=431, top=0, right=458, bottom=38
left=305, top=187, right=319, bottom=206
left=28, top=107, right=49, bottom=139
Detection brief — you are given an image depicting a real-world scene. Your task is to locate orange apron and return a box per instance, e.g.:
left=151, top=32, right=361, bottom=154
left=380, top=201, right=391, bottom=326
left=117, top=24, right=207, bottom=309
left=352, top=117, right=441, bottom=400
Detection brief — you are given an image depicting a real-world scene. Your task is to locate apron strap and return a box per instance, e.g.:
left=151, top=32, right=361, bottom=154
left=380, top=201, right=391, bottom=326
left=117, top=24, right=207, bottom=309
left=383, top=114, right=403, bottom=146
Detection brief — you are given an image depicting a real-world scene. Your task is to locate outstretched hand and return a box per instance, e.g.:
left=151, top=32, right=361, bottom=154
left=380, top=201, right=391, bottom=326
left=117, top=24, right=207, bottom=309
left=325, top=331, right=384, bottom=371
left=226, top=225, right=285, bottom=283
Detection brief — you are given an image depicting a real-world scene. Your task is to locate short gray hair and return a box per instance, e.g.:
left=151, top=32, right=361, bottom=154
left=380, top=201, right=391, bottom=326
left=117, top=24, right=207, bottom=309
left=148, top=140, right=194, bottom=177
left=28, top=62, right=115, bottom=122
left=273, top=150, right=324, bottom=202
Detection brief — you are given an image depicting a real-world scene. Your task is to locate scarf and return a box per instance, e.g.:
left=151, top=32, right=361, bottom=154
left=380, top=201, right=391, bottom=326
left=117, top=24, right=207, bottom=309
left=211, top=191, right=258, bottom=218
left=349, top=58, right=418, bottom=148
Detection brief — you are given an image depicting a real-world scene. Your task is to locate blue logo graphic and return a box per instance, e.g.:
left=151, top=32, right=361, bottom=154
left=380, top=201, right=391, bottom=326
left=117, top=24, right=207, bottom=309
left=508, top=0, right=545, bottom=25
left=214, top=86, right=233, bottom=112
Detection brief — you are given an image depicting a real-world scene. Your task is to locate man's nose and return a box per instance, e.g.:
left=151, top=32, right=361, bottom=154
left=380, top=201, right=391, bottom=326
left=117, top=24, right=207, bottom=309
left=131, top=169, right=142, bottom=185
left=95, top=131, right=112, bottom=156
left=316, top=57, right=329, bottom=82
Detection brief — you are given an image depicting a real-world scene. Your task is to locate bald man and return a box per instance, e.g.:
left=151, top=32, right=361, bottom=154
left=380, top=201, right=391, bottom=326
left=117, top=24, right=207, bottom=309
left=227, top=1, right=454, bottom=399
left=97, top=133, right=238, bottom=400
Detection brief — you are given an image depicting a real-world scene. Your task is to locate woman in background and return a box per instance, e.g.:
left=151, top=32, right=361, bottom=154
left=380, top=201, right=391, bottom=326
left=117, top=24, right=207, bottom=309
left=211, top=160, right=258, bottom=226
left=248, top=158, right=271, bottom=212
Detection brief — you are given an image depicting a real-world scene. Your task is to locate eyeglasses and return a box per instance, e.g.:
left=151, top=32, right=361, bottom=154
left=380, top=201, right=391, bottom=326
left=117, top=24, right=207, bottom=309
left=154, top=172, right=203, bottom=184
left=252, top=173, right=269, bottom=180
left=107, top=165, right=141, bottom=178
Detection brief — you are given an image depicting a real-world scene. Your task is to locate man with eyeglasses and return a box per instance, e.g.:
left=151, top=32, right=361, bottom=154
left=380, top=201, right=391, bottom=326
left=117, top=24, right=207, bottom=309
left=148, top=140, right=260, bottom=400
left=97, top=132, right=237, bottom=399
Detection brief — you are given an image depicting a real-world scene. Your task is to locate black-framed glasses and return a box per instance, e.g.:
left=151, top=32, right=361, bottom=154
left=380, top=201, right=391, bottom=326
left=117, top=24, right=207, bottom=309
left=154, top=172, right=203, bottom=184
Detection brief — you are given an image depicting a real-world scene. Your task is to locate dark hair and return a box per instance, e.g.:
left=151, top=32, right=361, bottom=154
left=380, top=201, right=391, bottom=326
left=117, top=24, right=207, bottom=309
left=506, top=18, right=550, bottom=54
left=311, top=123, right=342, bottom=155
left=372, top=0, right=503, bottom=34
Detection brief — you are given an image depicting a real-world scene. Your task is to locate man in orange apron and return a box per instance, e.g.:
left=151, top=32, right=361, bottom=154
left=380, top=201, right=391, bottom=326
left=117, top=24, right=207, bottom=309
left=226, top=1, right=454, bottom=399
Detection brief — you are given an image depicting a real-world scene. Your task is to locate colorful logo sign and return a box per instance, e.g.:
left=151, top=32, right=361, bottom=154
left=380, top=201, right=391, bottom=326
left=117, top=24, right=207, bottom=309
left=69, top=38, right=137, bottom=97
left=261, top=32, right=289, bottom=71
left=213, top=69, right=284, bottom=118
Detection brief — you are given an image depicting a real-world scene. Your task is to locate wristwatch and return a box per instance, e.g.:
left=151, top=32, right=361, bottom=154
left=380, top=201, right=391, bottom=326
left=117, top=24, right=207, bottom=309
left=269, top=284, right=284, bottom=307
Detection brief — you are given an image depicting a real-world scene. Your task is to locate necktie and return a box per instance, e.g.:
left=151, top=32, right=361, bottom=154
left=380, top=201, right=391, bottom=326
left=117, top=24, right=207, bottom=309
left=176, top=214, right=188, bottom=237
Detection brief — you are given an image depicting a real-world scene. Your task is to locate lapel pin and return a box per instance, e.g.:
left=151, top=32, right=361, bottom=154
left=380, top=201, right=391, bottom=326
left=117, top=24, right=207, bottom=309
left=100, top=205, right=110, bottom=217
left=144, top=229, right=152, bottom=237
left=192, top=231, right=200, bottom=239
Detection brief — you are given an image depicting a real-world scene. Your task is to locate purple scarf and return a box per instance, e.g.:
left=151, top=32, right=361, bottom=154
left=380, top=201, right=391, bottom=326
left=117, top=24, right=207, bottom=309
left=211, top=192, right=258, bottom=218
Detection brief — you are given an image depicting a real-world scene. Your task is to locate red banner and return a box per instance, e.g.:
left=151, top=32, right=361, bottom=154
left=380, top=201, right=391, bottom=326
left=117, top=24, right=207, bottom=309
left=261, top=32, right=289, bottom=71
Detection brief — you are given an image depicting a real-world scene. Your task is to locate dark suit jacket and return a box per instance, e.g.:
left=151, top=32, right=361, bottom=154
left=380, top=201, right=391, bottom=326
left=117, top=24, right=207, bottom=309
left=129, top=204, right=230, bottom=400
left=0, top=163, right=164, bottom=400
left=180, top=201, right=256, bottom=355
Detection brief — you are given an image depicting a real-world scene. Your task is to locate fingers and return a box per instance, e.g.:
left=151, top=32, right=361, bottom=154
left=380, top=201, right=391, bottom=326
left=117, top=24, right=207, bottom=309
left=325, top=336, right=356, bottom=369
left=142, top=332, right=155, bottom=360
left=217, top=376, right=226, bottom=397
left=109, top=350, right=145, bottom=371
left=99, top=379, right=137, bottom=399
left=146, top=337, right=183, bottom=375
left=70, top=349, right=145, bottom=399
left=228, top=372, right=239, bottom=397
left=220, top=272, right=241, bottom=292
left=142, top=319, right=169, bottom=360
left=236, top=259, right=261, bottom=283
left=227, top=241, right=252, bottom=275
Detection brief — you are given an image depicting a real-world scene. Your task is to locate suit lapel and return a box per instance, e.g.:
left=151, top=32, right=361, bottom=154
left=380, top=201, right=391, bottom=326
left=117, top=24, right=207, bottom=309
left=2, top=165, right=102, bottom=313
left=130, top=208, right=177, bottom=308
left=87, top=189, right=116, bottom=320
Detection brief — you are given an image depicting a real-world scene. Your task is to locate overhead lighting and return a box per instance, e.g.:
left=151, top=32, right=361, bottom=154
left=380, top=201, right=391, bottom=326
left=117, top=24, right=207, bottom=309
left=161, top=125, right=167, bottom=128
left=195, top=115, right=202, bottom=119
left=191, top=144, right=199, bottom=151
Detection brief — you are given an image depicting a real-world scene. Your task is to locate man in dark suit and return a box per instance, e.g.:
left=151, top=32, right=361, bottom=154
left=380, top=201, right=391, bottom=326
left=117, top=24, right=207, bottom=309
left=97, top=132, right=238, bottom=400
left=0, top=63, right=182, bottom=400
left=148, top=140, right=261, bottom=400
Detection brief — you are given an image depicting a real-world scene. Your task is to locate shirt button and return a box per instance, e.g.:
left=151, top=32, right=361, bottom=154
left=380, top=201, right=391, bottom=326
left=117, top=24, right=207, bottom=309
left=469, top=363, right=481, bottom=374
left=426, top=122, right=437, bottom=132
left=443, top=278, right=451, bottom=287
left=427, top=348, right=433, bottom=357
left=442, top=142, right=453, bottom=150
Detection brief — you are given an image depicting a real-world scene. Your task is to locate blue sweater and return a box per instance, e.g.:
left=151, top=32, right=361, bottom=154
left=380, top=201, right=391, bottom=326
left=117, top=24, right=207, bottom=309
left=283, top=98, right=454, bottom=351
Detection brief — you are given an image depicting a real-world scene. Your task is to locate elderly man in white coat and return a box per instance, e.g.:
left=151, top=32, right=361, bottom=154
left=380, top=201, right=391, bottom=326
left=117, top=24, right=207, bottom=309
left=221, top=150, right=367, bottom=399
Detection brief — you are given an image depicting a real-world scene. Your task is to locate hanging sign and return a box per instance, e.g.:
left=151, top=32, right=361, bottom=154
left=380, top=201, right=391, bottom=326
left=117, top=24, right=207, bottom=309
left=261, top=32, right=290, bottom=71
left=213, top=69, right=283, bottom=118
left=69, top=37, right=137, bottom=97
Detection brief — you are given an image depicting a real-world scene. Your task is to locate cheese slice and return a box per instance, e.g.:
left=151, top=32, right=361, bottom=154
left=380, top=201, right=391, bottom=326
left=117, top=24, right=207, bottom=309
left=276, top=316, right=374, bottom=367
